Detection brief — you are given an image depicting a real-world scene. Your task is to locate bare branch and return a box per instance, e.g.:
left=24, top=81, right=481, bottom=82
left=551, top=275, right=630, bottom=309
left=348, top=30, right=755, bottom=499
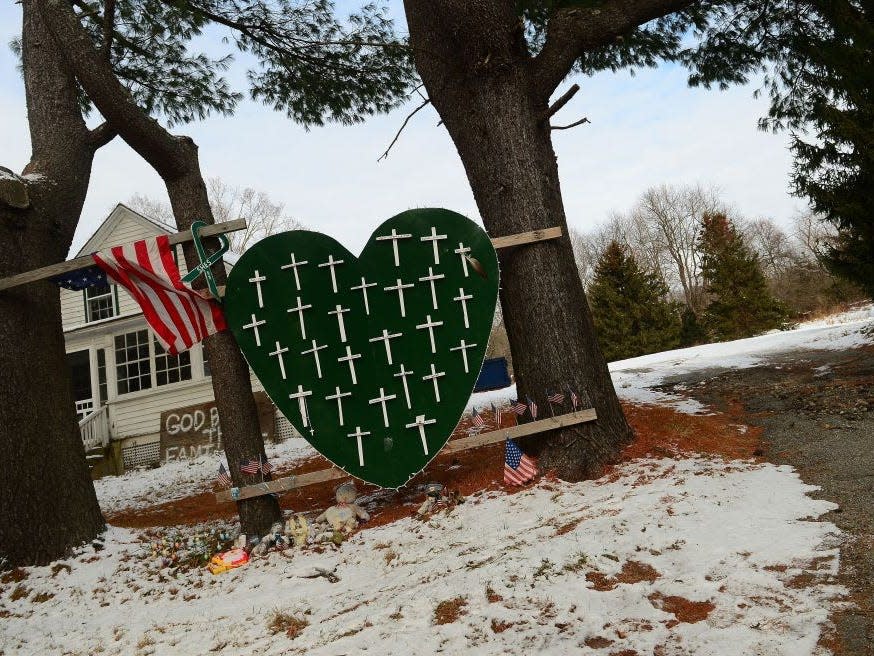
left=101, top=0, right=115, bottom=62
left=377, top=97, right=431, bottom=162
left=87, top=121, right=116, bottom=149
left=540, top=83, right=579, bottom=122
left=551, top=116, right=590, bottom=131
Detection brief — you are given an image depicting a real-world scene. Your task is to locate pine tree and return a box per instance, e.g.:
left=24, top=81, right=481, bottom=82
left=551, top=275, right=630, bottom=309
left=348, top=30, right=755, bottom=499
left=588, top=241, right=682, bottom=362
left=699, top=213, right=787, bottom=341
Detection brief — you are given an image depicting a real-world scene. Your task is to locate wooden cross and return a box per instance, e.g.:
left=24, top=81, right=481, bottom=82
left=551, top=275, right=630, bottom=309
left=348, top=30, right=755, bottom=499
left=288, top=384, right=313, bottom=428
left=347, top=426, right=371, bottom=467
left=453, top=287, right=473, bottom=329
left=350, top=276, right=377, bottom=315
left=368, top=387, right=397, bottom=428
left=454, top=242, right=471, bottom=277
left=416, top=314, right=443, bottom=354
left=369, top=328, right=402, bottom=365
left=280, top=253, right=308, bottom=291
left=449, top=339, right=478, bottom=373
left=242, top=313, right=266, bottom=347
left=325, top=386, right=352, bottom=427
left=248, top=269, right=267, bottom=308
left=384, top=278, right=414, bottom=317
left=268, top=340, right=289, bottom=379
left=375, top=228, right=412, bottom=267
left=405, top=414, right=436, bottom=455
left=286, top=296, right=312, bottom=340
left=418, top=266, right=446, bottom=310
left=422, top=363, right=446, bottom=403
left=394, top=363, right=414, bottom=409
left=420, top=226, right=448, bottom=265
left=318, top=254, right=344, bottom=293
left=338, top=345, right=362, bottom=385
left=301, top=339, right=328, bottom=379
left=328, top=304, right=351, bottom=343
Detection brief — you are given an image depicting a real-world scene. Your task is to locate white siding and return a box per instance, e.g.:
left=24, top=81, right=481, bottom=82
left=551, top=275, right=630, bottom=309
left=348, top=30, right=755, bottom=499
left=60, top=287, right=85, bottom=329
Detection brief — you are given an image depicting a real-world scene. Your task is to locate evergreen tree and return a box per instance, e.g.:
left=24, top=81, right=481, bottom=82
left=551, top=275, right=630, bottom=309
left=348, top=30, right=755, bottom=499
left=589, top=241, right=682, bottom=362
left=699, top=213, right=787, bottom=341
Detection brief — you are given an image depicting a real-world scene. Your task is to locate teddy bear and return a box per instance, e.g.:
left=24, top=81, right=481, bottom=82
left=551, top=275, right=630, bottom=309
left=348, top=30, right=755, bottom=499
left=315, top=482, right=370, bottom=533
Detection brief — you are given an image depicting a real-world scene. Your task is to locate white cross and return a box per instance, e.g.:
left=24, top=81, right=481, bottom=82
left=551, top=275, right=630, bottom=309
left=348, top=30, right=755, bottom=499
left=268, top=340, right=289, bottom=379
left=286, top=296, right=312, bottom=339
left=347, top=426, right=371, bottom=467
left=318, top=254, right=344, bottom=293
left=384, top=278, right=414, bottom=317
left=375, top=228, right=412, bottom=267
left=369, top=328, right=402, bottom=365
left=350, top=276, right=377, bottom=315
left=415, top=314, right=444, bottom=354
left=338, top=345, right=362, bottom=385
left=368, top=387, right=397, bottom=428
left=454, top=242, right=471, bottom=277
left=453, top=287, right=473, bottom=329
left=449, top=339, right=478, bottom=373
left=301, top=339, right=328, bottom=378
left=405, top=414, right=437, bottom=455
left=328, top=304, right=351, bottom=343
left=418, top=267, right=446, bottom=310
left=242, top=313, right=266, bottom=347
left=280, top=253, right=308, bottom=291
left=325, top=386, right=352, bottom=427
left=288, top=384, right=313, bottom=428
left=394, top=363, right=414, bottom=409
left=248, top=270, right=267, bottom=308
left=420, top=226, right=448, bottom=265
left=422, top=363, right=446, bottom=403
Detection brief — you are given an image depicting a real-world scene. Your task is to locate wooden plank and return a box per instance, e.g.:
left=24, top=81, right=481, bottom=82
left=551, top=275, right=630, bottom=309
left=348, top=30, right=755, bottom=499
left=0, top=219, right=248, bottom=292
left=214, top=408, right=597, bottom=502
left=490, top=226, right=562, bottom=250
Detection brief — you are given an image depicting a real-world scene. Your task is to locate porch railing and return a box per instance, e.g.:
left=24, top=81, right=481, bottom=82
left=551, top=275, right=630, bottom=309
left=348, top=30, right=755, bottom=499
left=79, top=405, right=109, bottom=452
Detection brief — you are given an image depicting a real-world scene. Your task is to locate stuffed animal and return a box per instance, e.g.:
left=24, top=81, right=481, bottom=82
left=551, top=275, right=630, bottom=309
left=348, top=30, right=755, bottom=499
left=315, top=482, right=370, bottom=533
left=285, top=514, right=310, bottom=548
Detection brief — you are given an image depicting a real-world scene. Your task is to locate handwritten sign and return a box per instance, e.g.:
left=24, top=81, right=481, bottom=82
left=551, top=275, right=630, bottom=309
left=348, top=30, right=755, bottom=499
left=159, top=391, right=275, bottom=462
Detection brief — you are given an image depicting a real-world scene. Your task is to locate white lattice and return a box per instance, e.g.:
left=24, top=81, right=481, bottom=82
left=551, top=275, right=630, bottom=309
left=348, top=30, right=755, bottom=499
left=122, top=441, right=161, bottom=470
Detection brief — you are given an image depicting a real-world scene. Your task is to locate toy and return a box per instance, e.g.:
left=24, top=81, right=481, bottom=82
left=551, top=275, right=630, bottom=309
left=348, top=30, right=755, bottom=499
left=315, top=482, right=370, bottom=533
left=285, top=515, right=310, bottom=547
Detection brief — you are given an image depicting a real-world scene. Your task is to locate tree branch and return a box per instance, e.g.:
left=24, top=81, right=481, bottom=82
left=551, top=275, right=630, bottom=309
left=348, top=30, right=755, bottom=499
left=87, top=121, right=117, bottom=149
left=539, top=83, right=579, bottom=122
left=100, top=0, right=115, bottom=62
left=551, top=117, right=590, bottom=131
left=530, top=0, right=695, bottom=98
left=377, top=97, right=430, bottom=162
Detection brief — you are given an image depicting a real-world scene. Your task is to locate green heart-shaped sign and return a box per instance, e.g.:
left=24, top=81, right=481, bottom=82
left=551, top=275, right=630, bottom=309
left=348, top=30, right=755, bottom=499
left=224, top=208, right=499, bottom=488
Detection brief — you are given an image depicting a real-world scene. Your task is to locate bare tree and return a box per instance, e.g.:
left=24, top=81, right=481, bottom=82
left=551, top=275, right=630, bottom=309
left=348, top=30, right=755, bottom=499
left=793, top=210, right=838, bottom=262
left=742, top=217, right=796, bottom=278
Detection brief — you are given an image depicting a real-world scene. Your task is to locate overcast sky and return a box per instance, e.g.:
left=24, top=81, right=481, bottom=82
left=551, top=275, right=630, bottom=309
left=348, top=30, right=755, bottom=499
left=0, top=2, right=806, bottom=257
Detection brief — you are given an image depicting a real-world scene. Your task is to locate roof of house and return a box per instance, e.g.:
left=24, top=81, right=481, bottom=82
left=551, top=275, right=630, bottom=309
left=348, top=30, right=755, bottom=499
left=75, top=203, right=177, bottom=258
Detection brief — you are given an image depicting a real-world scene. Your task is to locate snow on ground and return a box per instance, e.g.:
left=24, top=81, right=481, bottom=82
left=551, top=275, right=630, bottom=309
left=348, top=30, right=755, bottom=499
left=94, top=438, right=316, bottom=514
left=1, top=458, right=844, bottom=655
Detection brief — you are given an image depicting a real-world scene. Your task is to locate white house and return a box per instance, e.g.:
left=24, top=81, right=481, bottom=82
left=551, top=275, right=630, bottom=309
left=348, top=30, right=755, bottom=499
left=62, top=204, right=287, bottom=473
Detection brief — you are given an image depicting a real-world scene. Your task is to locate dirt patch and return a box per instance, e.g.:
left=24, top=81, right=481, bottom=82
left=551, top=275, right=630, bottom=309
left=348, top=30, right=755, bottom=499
left=434, top=596, right=467, bottom=625
left=586, top=561, right=660, bottom=591
left=648, top=592, right=715, bottom=624
left=267, top=611, right=308, bottom=639
left=584, top=636, right=615, bottom=648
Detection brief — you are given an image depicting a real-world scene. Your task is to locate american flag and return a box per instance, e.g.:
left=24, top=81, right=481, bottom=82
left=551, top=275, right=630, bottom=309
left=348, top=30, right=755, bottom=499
left=510, top=399, right=527, bottom=415
left=527, top=396, right=538, bottom=420
left=261, top=459, right=274, bottom=475
left=547, top=390, right=565, bottom=404
left=240, top=458, right=261, bottom=475
left=217, top=463, right=232, bottom=487
left=471, top=407, right=484, bottom=427
left=51, top=265, right=108, bottom=290
left=567, top=385, right=580, bottom=410
left=92, top=235, right=226, bottom=354
left=491, top=402, right=502, bottom=427
left=504, top=439, right=538, bottom=486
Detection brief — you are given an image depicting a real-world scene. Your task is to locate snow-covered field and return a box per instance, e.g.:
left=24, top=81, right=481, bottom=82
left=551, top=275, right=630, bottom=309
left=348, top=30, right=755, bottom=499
left=2, top=305, right=870, bottom=655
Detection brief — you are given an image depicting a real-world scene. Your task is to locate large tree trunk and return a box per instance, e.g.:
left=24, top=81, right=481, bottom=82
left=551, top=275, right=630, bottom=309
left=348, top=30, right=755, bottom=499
left=404, top=0, right=633, bottom=478
left=0, top=0, right=105, bottom=567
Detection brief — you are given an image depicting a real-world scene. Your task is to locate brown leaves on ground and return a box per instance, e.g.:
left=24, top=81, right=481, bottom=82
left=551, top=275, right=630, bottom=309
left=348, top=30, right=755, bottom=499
left=434, top=596, right=467, bottom=625
left=648, top=592, right=715, bottom=624
left=267, top=610, right=309, bottom=639
left=586, top=561, right=661, bottom=591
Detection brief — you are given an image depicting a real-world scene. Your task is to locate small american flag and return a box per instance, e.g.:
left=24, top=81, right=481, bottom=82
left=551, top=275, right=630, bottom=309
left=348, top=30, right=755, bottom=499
left=217, top=463, right=232, bottom=487
left=547, top=390, right=565, bottom=404
left=504, top=439, right=538, bottom=486
left=261, top=459, right=274, bottom=475
left=471, top=407, right=484, bottom=427
left=527, top=396, right=538, bottom=420
left=92, top=235, right=226, bottom=354
left=491, top=402, right=502, bottom=427
left=568, top=386, right=580, bottom=410
left=240, top=458, right=261, bottom=475
left=510, top=399, right=527, bottom=415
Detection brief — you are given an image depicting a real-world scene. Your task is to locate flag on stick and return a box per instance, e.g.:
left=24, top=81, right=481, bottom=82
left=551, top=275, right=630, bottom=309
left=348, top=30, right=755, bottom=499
left=504, top=439, right=538, bottom=486
left=547, top=391, right=565, bottom=404
left=491, top=402, right=502, bottom=428
left=240, top=458, right=261, bottom=475
left=93, top=235, right=226, bottom=354
left=261, top=459, right=274, bottom=475
left=510, top=399, right=527, bottom=415
left=471, top=407, right=484, bottom=428
left=217, top=463, right=232, bottom=487
left=567, top=384, right=580, bottom=410
left=527, top=396, right=538, bottom=420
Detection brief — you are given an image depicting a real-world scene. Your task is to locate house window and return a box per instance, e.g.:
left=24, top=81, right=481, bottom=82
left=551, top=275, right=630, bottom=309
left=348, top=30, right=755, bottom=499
left=115, top=330, right=151, bottom=394
left=85, top=283, right=117, bottom=322
left=154, top=338, right=192, bottom=386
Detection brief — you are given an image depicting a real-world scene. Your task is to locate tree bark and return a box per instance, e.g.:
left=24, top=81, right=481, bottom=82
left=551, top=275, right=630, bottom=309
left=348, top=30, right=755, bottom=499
left=0, top=0, right=105, bottom=567
left=36, top=0, right=282, bottom=537
left=404, top=0, right=634, bottom=478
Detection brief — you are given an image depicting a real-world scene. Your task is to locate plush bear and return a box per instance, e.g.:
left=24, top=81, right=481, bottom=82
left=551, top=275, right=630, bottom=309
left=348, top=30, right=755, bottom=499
left=315, top=482, right=370, bottom=533
left=285, top=514, right=310, bottom=548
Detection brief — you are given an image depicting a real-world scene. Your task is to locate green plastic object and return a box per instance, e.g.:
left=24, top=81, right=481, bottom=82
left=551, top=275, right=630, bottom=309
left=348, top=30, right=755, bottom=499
left=223, top=208, right=499, bottom=488
left=182, top=220, right=230, bottom=301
